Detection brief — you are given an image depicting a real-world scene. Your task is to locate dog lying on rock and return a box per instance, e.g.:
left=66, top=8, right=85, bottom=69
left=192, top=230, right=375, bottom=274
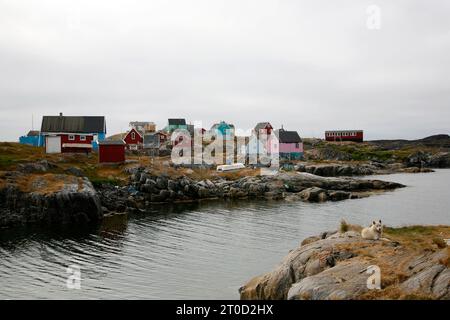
left=361, top=220, right=383, bottom=240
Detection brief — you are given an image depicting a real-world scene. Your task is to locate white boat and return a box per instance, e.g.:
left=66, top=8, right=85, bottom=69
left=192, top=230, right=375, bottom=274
left=216, top=163, right=246, bottom=172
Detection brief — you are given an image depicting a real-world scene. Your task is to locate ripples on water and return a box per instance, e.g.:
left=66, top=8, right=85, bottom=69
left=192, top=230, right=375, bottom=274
left=0, top=170, right=449, bottom=299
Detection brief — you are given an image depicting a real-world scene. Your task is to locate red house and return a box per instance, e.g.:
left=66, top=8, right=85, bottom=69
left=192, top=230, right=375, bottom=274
left=254, top=122, right=273, bottom=136
left=157, top=131, right=170, bottom=143
left=41, top=114, right=106, bottom=154
left=123, top=128, right=143, bottom=150
left=325, top=130, right=364, bottom=142
left=98, top=140, right=126, bottom=164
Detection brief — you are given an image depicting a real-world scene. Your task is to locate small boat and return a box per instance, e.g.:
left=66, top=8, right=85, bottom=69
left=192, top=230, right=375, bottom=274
left=216, top=163, right=246, bottom=172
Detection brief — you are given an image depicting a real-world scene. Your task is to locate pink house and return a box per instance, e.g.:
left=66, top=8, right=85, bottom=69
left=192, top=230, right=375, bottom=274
left=275, top=128, right=303, bottom=160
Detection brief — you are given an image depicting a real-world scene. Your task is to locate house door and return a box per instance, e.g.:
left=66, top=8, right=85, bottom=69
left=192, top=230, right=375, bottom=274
left=46, top=136, right=61, bottom=153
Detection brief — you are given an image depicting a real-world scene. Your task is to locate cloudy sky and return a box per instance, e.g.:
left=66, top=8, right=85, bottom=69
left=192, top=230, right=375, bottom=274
left=1, top=0, right=449, bottom=141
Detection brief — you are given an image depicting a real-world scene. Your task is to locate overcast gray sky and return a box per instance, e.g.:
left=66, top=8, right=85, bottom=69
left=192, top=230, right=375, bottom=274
left=1, top=0, right=449, bottom=141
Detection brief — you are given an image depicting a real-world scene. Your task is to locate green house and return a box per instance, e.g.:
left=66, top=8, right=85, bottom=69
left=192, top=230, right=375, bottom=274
left=210, top=121, right=235, bottom=140
left=166, top=118, right=187, bottom=133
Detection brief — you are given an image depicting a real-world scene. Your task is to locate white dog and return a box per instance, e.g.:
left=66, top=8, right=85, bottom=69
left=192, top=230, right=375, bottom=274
left=361, top=220, right=383, bottom=240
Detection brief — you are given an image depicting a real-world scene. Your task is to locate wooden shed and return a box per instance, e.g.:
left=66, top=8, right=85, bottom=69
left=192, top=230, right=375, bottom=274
left=98, top=140, right=126, bottom=164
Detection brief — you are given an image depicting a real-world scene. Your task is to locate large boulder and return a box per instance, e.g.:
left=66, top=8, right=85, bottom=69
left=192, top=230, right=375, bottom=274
left=17, top=160, right=58, bottom=173
left=240, top=228, right=449, bottom=300
left=428, top=152, right=450, bottom=168
left=406, top=151, right=432, bottom=168
left=0, top=173, right=103, bottom=227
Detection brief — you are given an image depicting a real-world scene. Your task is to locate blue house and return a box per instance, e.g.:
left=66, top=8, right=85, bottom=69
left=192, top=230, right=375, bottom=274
left=210, top=121, right=235, bottom=140
left=19, top=130, right=44, bottom=147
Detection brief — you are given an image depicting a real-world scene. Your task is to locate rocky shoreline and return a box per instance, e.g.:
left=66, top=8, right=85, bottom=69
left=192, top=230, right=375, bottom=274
left=295, top=162, right=434, bottom=177
left=239, top=226, right=450, bottom=300
left=0, top=163, right=405, bottom=227
left=0, top=171, right=103, bottom=228
left=97, top=168, right=404, bottom=216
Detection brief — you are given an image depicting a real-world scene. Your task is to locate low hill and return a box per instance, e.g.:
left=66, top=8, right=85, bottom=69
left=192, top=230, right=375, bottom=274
left=106, top=132, right=126, bottom=141
left=369, top=134, right=450, bottom=150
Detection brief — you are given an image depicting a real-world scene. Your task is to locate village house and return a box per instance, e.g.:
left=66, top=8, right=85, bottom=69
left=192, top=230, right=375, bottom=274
left=123, top=127, right=144, bottom=150
left=275, top=128, right=304, bottom=160
left=41, top=113, right=106, bottom=154
left=143, top=133, right=160, bottom=156
left=210, top=121, right=235, bottom=140
left=166, top=119, right=187, bottom=133
left=325, top=130, right=364, bottom=142
left=157, top=130, right=170, bottom=144
left=19, top=130, right=44, bottom=147
left=250, top=122, right=274, bottom=156
left=253, top=122, right=273, bottom=136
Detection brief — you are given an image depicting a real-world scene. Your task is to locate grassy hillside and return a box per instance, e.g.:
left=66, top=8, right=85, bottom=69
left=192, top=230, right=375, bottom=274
left=0, top=142, right=126, bottom=186
left=303, top=139, right=442, bottom=162
left=0, top=143, right=259, bottom=187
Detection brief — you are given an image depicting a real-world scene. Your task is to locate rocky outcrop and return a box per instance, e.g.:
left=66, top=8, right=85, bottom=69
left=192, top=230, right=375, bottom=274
left=296, top=163, right=377, bottom=177
left=428, top=152, right=450, bottom=168
left=97, top=170, right=405, bottom=212
left=17, top=160, right=58, bottom=173
left=295, top=161, right=436, bottom=177
left=406, top=151, right=450, bottom=168
left=314, top=147, right=353, bottom=161
left=240, top=228, right=449, bottom=300
left=0, top=172, right=103, bottom=227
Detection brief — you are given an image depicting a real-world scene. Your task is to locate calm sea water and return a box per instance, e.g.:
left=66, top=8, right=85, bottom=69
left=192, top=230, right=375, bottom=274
left=0, top=170, right=449, bottom=299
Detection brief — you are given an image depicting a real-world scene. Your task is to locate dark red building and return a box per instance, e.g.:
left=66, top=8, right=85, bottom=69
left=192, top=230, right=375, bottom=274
left=254, top=122, right=273, bottom=136
left=325, top=130, right=364, bottom=142
left=123, top=128, right=143, bottom=150
left=98, top=140, right=126, bottom=164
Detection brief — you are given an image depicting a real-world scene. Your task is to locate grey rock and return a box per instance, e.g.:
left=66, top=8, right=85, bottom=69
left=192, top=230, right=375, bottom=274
left=298, top=187, right=327, bottom=202
left=65, top=167, right=85, bottom=177
left=287, top=261, right=370, bottom=300
left=400, top=264, right=447, bottom=297
left=156, top=176, right=168, bottom=189
left=18, top=160, right=56, bottom=173
left=0, top=175, right=103, bottom=227
left=159, top=189, right=170, bottom=200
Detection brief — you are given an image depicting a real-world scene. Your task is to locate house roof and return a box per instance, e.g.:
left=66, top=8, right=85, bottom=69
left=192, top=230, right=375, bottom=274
left=325, top=130, right=363, bottom=133
left=157, top=130, right=169, bottom=136
left=255, top=122, right=272, bottom=130
left=27, top=130, right=40, bottom=136
left=211, top=121, right=234, bottom=130
left=41, top=116, right=106, bottom=134
left=125, top=127, right=143, bottom=138
left=168, top=118, right=186, bottom=125
left=98, top=140, right=125, bottom=145
left=276, top=129, right=302, bottom=143
left=130, top=121, right=155, bottom=126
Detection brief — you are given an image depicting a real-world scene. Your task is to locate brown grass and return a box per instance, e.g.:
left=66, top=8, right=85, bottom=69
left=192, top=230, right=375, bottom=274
left=13, top=173, right=81, bottom=195
left=332, top=224, right=449, bottom=300
left=384, top=225, right=450, bottom=250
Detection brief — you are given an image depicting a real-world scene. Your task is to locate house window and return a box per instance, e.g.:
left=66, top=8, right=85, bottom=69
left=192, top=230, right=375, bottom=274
left=80, top=135, right=86, bottom=141
left=295, top=143, right=299, bottom=148
left=69, top=135, right=75, bottom=141
left=131, top=132, right=136, bottom=140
